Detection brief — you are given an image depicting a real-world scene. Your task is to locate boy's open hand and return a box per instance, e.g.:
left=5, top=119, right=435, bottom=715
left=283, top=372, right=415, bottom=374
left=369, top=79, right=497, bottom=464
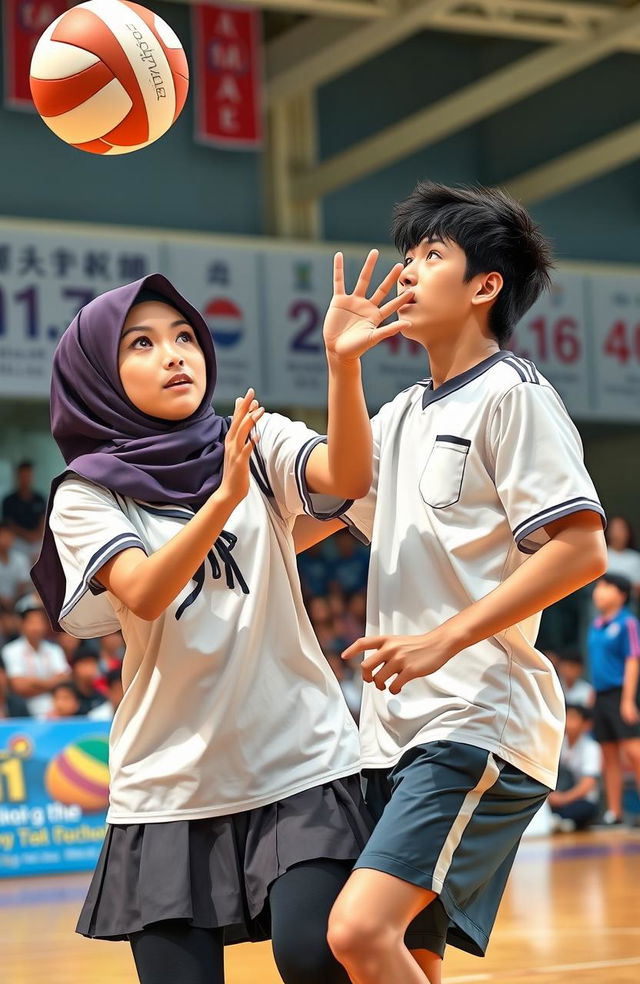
left=323, top=250, right=414, bottom=363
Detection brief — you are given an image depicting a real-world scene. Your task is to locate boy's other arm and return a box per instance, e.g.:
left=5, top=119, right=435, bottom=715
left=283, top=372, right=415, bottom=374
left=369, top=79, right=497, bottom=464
left=305, top=251, right=412, bottom=499
left=344, top=510, right=607, bottom=693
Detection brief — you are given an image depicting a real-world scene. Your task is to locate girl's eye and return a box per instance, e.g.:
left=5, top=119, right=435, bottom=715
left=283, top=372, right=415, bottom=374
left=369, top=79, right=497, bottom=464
left=178, top=330, right=194, bottom=343
left=132, top=336, right=151, bottom=349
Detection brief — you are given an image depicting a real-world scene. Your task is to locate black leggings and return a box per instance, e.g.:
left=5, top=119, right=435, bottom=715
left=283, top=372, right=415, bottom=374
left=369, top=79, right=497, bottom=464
left=129, top=858, right=352, bottom=984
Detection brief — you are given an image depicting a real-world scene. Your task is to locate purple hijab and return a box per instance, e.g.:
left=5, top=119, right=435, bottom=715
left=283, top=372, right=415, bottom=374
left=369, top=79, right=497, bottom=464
left=32, top=273, right=230, bottom=630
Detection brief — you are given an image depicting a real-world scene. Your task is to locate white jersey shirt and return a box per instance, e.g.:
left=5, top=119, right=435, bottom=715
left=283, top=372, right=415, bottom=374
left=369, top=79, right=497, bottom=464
left=345, top=351, right=605, bottom=788
left=50, top=413, right=360, bottom=824
left=1, top=637, right=68, bottom=718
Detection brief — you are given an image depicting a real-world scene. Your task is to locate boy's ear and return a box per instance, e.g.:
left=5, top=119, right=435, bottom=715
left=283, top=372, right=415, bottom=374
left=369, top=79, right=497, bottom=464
left=471, top=271, right=503, bottom=306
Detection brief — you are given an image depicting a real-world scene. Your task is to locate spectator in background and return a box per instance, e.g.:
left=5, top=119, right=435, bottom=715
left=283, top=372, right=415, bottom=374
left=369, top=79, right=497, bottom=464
left=1, top=596, right=69, bottom=718
left=56, top=630, right=83, bottom=667
left=297, top=540, right=329, bottom=600
left=1, top=461, right=46, bottom=562
left=70, top=646, right=107, bottom=715
left=327, top=531, right=369, bottom=596
left=0, top=521, right=31, bottom=642
left=0, top=654, right=30, bottom=718
left=308, top=596, right=344, bottom=657
left=549, top=704, right=601, bottom=832
left=605, top=516, right=640, bottom=603
left=88, top=667, right=124, bottom=722
left=97, top=631, right=125, bottom=671
left=588, top=572, right=640, bottom=825
left=557, top=650, right=594, bottom=708
left=49, top=681, right=81, bottom=719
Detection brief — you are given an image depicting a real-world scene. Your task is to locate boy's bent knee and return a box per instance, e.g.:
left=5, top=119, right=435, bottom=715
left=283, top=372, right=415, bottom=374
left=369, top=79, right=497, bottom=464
left=327, top=911, right=398, bottom=965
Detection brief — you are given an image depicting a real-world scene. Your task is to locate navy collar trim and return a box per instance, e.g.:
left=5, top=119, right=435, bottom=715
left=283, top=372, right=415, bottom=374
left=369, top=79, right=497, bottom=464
left=422, top=350, right=511, bottom=409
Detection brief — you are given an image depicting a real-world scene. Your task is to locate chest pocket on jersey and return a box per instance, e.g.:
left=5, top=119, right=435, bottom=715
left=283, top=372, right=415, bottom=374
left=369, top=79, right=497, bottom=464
left=420, top=434, right=471, bottom=509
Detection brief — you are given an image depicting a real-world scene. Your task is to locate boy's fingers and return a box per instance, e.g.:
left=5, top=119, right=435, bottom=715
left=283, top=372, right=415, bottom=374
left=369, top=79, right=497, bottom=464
left=379, top=291, right=414, bottom=320
left=341, top=636, right=384, bottom=660
left=333, top=252, right=345, bottom=295
left=369, top=263, right=404, bottom=306
left=353, top=249, right=379, bottom=297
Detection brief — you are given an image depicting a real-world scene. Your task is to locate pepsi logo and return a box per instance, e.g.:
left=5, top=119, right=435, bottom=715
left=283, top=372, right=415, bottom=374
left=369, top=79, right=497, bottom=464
left=204, top=297, right=244, bottom=348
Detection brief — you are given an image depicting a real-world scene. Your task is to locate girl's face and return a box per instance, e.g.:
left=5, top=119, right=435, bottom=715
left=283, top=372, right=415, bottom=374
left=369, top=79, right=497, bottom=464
left=118, top=300, right=207, bottom=420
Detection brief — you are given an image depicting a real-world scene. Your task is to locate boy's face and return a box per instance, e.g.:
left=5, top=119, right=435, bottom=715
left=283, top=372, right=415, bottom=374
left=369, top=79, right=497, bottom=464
left=397, top=238, right=501, bottom=345
left=118, top=301, right=207, bottom=421
left=73, top=658, right=99, bottom=687
left=565, top=707, right=588, bottom=743
left=22, top=609, right=49, bottom=644
left=592, top=579, right=626, bottom=614
left=52, top=687, right=80, bottom=718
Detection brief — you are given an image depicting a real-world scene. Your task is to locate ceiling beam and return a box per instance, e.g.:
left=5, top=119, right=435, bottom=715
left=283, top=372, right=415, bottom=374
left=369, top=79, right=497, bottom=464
left=505, top=120, right=640, bottom=204
left=266, top=1, right=640, bottom=107
left=170, top=0, right=385, bottom=19
left=266, top=0, right=457, bottom=105
left=290, top=1, right=640, bottom=201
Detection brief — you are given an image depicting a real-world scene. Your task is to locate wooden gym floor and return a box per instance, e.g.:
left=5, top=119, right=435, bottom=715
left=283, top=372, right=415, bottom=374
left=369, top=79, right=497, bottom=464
left=1, top=829, right=639, bottom=984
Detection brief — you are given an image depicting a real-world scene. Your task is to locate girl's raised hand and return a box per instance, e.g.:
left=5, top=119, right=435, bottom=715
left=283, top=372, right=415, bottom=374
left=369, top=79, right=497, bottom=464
left=220, top=388, right=264, bottom=506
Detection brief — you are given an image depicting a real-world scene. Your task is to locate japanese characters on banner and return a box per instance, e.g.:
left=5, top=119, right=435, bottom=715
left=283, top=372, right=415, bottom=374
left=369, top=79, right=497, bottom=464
left=0, top=719, right=110, bottom=877
left=2, top=0, right=69, bottom=110
left=192, top=3, right=263, bottom=150
left=509, top=272, right=591, bottom=418
left=167, top=243, right=264, bottom=403
left=0, top=229, right=159, bottom=397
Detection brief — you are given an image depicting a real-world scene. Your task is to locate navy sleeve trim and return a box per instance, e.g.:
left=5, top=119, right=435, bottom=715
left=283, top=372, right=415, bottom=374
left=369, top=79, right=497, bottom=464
left=294, top=436, right=354, bottom=521
left=340, top=513, right=371, bottom=547
left=250, top=441, right=274, bottom=499
left=60, top=532, right=147, bottom=619
left=513, top=498, right=606, bottom=554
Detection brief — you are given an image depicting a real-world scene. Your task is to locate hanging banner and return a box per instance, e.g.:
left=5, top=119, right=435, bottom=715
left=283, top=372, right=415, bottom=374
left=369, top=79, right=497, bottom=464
left=192, top=3, right=263, bottom=150
left=3, top=0, right=69, bottom=110
left=0, top=719, right=110, bottom=877
left=588, top=273, right=640, bottom=421
left=509, top=271, right=592, bottom=418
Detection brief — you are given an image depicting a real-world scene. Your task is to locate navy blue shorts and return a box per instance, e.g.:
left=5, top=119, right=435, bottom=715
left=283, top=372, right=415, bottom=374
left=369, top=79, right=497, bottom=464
left=356, top=740, right=550, bottom=958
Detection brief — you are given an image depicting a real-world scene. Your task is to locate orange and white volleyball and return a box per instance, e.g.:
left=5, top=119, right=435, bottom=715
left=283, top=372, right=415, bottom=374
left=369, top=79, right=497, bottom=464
left=29, top=1, right=189, bottom=154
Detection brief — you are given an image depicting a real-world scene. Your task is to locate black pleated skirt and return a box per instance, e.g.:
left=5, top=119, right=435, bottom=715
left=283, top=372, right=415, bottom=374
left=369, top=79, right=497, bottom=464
left=76, top=774, right=372, bottom=943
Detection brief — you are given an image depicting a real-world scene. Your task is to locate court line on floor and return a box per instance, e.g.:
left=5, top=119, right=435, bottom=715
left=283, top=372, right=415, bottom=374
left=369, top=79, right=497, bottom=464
left=446, top=955, right=640, bottom=982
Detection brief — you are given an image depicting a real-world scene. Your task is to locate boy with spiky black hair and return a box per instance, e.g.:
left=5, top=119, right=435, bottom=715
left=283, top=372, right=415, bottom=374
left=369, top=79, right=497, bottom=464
left=322, top=183, right=608, bottom=984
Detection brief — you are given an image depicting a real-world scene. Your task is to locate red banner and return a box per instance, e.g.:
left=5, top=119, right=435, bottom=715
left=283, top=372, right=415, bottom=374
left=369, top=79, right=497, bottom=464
left=3, top=0, right=71, bottom=110
left=193, top=3, right=263, bottom=150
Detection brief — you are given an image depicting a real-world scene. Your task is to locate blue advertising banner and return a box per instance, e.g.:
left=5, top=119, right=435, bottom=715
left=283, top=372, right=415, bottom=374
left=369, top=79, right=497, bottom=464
left=0, top=719, right=109, bottom=877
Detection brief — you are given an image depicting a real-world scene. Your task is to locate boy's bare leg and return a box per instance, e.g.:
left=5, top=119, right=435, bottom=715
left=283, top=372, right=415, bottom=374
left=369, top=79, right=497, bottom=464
left=601, top=741, right=623, bottom=817
left=412, top=949, right=443, bottom=983
left=328, top=869, right=442, bottom=984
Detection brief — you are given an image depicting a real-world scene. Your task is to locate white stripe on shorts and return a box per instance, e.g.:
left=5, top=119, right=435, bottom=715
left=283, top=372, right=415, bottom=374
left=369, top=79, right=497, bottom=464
left=432, top=753, right=502, bottom=894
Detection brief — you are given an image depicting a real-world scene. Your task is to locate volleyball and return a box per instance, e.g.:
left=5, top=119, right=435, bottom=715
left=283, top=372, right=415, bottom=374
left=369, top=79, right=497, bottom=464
left=29, top=0, right=189, bottom=155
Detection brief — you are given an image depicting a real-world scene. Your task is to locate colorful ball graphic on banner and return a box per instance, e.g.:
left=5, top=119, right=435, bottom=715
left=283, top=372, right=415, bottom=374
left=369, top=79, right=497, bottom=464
left=45, top=735, right=110, bottom=812
left=29, top=0, right=189, bottom=154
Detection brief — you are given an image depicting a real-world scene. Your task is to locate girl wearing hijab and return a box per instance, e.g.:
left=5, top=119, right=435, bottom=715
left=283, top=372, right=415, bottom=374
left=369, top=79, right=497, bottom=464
left=32, top=259, right=411, bottom=984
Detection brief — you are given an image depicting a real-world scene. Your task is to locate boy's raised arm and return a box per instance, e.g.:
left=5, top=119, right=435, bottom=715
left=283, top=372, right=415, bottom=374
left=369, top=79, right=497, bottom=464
left=304, top=250, right=413, bottom=499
